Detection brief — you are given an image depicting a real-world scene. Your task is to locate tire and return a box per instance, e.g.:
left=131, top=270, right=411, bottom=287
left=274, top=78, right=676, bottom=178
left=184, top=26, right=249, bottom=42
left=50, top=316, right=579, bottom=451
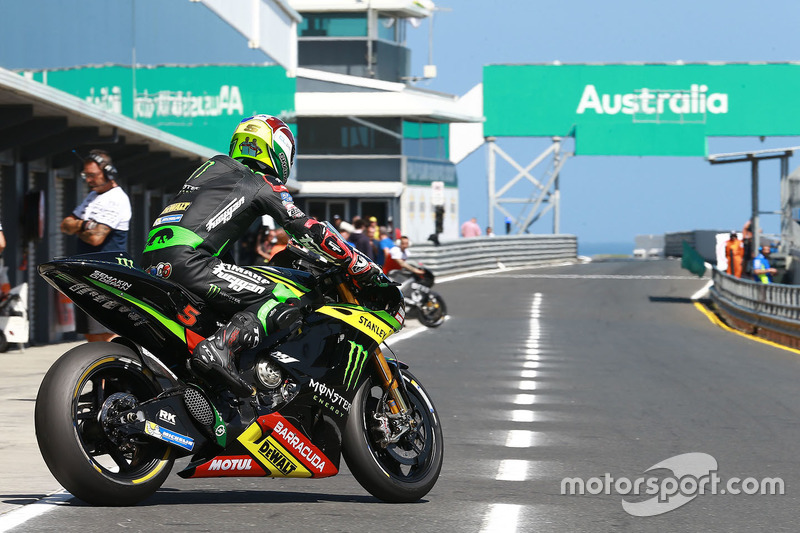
left=342, top=370, right=444, bottom=502
left=35, top=342, right=173, bottom=506
left=417, top=291, right=447, bottom=328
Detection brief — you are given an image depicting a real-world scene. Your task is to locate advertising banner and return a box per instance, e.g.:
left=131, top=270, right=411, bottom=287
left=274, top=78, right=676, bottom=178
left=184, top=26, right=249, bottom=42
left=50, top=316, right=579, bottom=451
left=25, top=64, right=295, bottom=152
left=483, top=63, right=800, bottom=156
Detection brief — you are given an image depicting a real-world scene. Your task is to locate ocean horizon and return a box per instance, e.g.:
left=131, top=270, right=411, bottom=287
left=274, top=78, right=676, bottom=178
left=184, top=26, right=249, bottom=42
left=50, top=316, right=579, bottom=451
left=578, top=241, right=633, bottom=257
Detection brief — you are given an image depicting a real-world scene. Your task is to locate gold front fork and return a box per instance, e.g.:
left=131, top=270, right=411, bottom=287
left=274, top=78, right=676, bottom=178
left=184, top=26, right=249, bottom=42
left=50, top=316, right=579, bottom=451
left=337, top=282, right=409, bottom=415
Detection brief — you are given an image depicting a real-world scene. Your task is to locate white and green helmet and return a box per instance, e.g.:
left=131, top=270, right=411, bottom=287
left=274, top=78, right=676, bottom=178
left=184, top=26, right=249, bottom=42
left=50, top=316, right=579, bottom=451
left=229, top=114, right=296, bottom=183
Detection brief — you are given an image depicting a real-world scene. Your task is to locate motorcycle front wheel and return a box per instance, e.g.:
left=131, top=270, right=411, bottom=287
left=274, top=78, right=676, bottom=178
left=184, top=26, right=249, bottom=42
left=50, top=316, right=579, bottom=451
left=342, top=370, right=444, bottom=502
left=417, top=291, right=447, bottom=328
left=35, top=342, right=173, bottom=506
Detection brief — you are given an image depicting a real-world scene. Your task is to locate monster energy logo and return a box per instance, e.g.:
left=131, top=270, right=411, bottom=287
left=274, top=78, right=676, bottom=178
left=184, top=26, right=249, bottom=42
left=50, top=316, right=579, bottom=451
left=343, top=341, right=368, bottom=391
left=115, top=257, right=134, bottom=268
left=207, top=284, right=221, bottom=298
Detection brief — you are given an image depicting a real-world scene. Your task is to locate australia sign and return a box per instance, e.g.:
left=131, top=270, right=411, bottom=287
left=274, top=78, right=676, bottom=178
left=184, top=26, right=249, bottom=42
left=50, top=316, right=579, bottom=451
left=483, top=63, right=800, bottom=156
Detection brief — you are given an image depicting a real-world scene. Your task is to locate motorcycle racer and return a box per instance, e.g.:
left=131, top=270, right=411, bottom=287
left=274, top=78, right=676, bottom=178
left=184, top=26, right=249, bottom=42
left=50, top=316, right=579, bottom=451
left=142, top=114, right=382, bottom=396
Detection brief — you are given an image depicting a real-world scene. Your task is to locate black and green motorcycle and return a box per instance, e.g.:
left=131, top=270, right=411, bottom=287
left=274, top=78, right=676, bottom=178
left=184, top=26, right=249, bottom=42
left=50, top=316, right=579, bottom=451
left=35, top=244, right=443, bottom=505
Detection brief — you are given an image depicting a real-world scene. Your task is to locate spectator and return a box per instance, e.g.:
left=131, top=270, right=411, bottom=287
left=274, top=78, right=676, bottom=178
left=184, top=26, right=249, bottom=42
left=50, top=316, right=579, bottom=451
left=334, top=214, right=355, bottom=234
left=268, top=228, right=289, bottom=260
left=350, top=218, right=375, bottom=260
left=486, top=226, right=495, bottom=237
left=383, top=235, right=424, bottom=275
left=742, top=219, right=753, bottom=276
left=60, top=150, right=131, bottom=342
left=725, top=231, right=744, bottom=278
left=339, top=229, right=353, bottom=246
left=461, top=217, right=482, bottom=238
left=376, top=227, right=394, bottom=267
left=367, top=216, right=380, bottom=240
left=0, top=219, right=5, bottom=255
left=255, top=227, right=275, bottom=263
left=752, top=245, right=777, bottom=284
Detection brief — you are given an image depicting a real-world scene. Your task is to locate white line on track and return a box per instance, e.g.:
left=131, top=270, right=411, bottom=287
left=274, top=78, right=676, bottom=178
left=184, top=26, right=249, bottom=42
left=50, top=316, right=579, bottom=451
left=384, top=315, right=450, bottom=346
left=480, top=503, right=521, bottom=533
left=513, top=394, right=536, bottom=405
left=691, top=279, right=714, bottom=300
left=0, top=492, right=73, bottom=533
left=437, top=262, right=576, bottom=285
left=506, top=430, right=535, bottom=448
left=496, top=460, right=530, bottom=481
left=510, top=410, right=536, bottom=422
left=486, top=273, right=708, bottom=280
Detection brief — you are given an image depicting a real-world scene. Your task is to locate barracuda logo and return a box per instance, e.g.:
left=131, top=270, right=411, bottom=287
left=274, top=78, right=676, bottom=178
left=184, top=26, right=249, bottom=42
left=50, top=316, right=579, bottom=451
left=576, top=84, right=729, bottom=116
left=343, top=341, right=368, bottom=390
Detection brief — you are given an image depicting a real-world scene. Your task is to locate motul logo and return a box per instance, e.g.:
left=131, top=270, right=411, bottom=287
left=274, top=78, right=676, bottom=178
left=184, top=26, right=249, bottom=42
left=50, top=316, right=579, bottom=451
left=209, top=458, right=253, bottom=471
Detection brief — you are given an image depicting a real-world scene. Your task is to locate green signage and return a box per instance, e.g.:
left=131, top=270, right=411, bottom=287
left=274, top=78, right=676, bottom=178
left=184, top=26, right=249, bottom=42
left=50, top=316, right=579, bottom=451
left=25, top=65, right=295, bottom=151
left=483, top=63, right=800, bottom=156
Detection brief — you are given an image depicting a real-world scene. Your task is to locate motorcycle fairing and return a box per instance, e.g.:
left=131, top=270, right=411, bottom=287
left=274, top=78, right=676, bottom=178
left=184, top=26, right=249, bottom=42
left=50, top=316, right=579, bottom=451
left=183, top=455, right=267, bottom=478
left=38, top=253, right=217, bottom=367
left=182, top=317, right=382, bottom=479
left=316, top=303, right=402, bottom=343
left=184, top=412, right=338, bottom=479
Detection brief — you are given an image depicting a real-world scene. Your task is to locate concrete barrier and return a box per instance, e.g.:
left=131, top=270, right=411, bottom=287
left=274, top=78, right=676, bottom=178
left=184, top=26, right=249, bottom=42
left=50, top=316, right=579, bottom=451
left=406, top=234, right=578, bottom=276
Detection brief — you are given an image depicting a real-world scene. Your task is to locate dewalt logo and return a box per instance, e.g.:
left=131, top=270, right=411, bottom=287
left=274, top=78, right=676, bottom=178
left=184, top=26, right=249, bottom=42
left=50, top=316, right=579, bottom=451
left=343, top=341, right=368, bottom=391
left=257, top=437, right=298, bottom=476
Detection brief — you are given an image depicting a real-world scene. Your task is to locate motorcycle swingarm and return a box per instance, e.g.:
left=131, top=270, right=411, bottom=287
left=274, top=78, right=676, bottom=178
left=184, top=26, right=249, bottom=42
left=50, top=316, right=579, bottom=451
left=113, top=389, right=221, bottom=457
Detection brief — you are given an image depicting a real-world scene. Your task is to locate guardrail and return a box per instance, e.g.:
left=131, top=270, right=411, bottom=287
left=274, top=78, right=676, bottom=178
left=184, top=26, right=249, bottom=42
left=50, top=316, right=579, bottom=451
left=710, top=269, right=800, bottom=347
left=406, top=234, right=578, bottom=276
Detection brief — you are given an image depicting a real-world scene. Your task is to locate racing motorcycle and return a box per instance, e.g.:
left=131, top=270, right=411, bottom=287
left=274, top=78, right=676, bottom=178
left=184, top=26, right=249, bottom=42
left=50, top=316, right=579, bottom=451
left=389, top=266, right=447, bottom=328
left=35, top=244, right=443, bottom=506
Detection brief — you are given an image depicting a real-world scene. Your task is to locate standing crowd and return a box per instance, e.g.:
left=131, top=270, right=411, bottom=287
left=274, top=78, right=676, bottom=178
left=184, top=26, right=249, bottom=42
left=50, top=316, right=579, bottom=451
left=725, top=219, right=778, bottom=284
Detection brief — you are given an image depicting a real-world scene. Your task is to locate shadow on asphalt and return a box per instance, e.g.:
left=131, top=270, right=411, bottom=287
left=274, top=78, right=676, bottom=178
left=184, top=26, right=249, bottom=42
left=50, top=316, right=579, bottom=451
left=648, top=296, right=696, bottom=304
left=12, top=489, right=432, bottom=507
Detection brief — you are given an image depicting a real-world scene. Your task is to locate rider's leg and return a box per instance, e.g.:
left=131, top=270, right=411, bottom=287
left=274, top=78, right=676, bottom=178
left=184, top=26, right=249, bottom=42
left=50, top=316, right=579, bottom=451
left=190, top=284, right=303, bottom=396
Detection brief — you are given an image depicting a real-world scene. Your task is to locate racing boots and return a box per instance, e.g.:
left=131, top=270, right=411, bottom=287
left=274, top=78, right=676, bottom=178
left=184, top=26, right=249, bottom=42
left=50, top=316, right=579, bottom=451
left=190, top=311, right=260, bottom=397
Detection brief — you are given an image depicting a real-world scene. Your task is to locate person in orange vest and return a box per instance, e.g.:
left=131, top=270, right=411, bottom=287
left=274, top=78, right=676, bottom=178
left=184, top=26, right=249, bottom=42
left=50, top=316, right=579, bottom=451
left=725, top=231, right=744, bottom=278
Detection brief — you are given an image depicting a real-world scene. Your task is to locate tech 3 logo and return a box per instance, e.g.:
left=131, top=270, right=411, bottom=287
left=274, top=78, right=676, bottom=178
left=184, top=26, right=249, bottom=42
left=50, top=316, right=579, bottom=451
left=343, top=340, right=368, bottom=391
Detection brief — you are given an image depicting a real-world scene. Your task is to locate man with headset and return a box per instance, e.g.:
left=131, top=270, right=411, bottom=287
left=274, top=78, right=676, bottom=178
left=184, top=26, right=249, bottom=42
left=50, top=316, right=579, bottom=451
left=60, top=149, right=132, bottom=341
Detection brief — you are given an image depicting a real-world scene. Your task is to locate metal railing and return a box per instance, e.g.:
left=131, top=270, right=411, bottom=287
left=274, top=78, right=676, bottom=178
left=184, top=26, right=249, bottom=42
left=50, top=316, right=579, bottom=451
left=406, top=234, right=577, bottom=276
left=710, top=269, right=800, bottom=338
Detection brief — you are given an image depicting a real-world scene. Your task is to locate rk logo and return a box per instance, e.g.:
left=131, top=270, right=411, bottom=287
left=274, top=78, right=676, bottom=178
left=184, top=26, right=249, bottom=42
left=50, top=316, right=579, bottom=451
left=343, top=341, right=368, bottom=391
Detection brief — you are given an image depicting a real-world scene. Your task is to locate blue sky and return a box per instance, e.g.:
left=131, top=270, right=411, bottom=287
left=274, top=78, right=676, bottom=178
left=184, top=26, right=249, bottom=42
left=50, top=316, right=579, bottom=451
left=5, top=0, right=800, bottom=248
left=405, top=0, right=800, bottom=245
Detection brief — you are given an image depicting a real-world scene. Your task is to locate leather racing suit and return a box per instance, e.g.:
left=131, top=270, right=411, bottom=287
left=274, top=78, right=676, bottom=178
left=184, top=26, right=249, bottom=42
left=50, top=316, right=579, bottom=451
left=141, top=155, right=376, bottom=394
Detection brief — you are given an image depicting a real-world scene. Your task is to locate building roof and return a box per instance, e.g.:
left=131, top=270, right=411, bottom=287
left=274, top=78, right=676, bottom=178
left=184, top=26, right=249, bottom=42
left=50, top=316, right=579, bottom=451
left=295, top=68, right=483, bottom=124
left=297, top=180, right=404, bottom=197
left=0, top=66, right=214, bottom=187
left=288, top=0, right=434, bottom=18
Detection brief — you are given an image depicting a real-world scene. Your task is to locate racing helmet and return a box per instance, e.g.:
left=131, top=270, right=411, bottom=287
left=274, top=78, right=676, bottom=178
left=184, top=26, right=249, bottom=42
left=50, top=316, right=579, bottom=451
left=229, top=114, right=296, bottom=183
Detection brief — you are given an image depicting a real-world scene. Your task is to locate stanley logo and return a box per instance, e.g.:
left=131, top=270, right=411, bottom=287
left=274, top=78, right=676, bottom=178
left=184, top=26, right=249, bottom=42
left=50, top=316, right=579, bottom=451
left=343, top=341, right=368, bottom=391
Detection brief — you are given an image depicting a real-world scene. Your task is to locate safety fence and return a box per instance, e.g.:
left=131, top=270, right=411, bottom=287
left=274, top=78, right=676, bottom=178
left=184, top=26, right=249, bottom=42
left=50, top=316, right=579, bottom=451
left=710, top=268, right=800, bottom=348
left=406, top=234, right=578, bottom=277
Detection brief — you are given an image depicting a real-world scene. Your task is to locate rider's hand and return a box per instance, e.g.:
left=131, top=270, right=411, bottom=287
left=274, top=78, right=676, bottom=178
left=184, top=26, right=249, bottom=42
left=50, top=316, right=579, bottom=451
left=351, top=262, right=385, bottom=289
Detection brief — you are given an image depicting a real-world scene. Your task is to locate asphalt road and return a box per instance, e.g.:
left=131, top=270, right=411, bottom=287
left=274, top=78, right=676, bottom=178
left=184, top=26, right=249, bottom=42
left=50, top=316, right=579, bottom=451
left=5, top=259, right=800, bottom=532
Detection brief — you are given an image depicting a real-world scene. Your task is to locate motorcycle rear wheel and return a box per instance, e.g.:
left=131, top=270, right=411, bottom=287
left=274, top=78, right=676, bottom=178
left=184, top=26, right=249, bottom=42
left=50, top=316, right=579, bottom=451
left=342, top=370, right=444, bottom=502
left=417, top=291, right=446, bottom=328
left=35, top=342, right=173, bottom=506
